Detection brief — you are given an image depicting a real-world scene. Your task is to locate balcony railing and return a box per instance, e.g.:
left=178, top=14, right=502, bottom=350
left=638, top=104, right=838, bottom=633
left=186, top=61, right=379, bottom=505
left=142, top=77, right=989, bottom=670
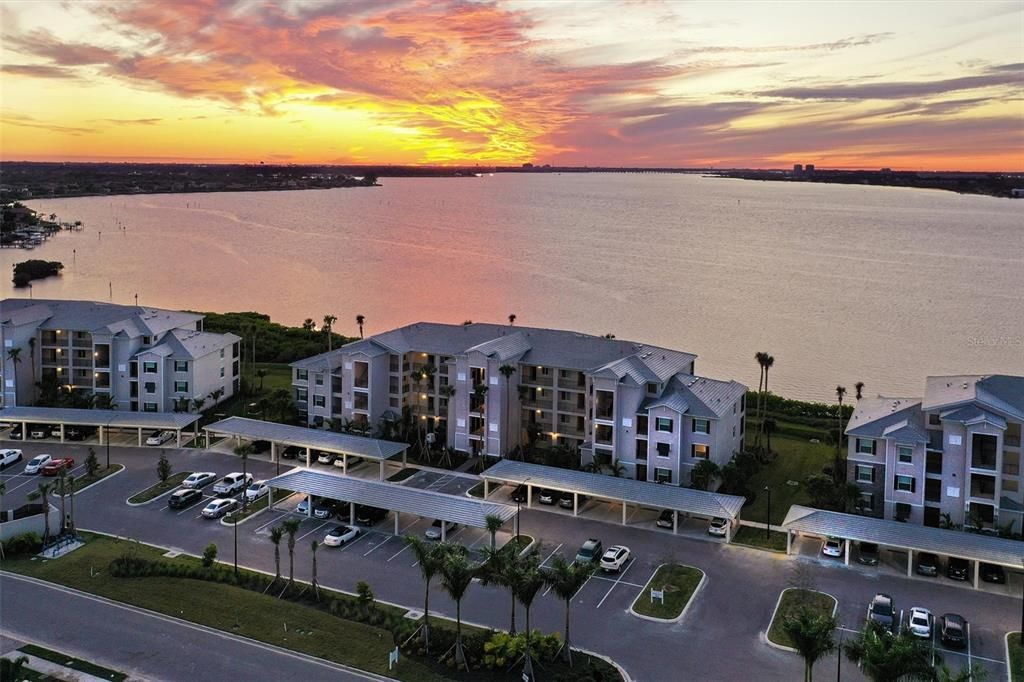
left=557, top=400, right=585, bottom=414
left=970, top=457, right=997, bottom=471
left=521, top=374, right=553, bottom=387
left=1006, top=435, right=1022, bottom=448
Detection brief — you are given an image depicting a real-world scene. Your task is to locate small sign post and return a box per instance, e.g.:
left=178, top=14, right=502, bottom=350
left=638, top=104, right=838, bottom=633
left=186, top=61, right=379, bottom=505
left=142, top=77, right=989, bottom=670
left=650, top=588, right=664, bottom=604
left=388, top=647, right=399, bottom=671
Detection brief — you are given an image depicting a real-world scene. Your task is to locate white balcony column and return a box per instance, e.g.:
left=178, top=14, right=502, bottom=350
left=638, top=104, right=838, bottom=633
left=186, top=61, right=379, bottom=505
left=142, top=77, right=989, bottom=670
left=59, top=424, right=65, bottom=443
left=379, top=460, right=384, bottom=481
left=906, top=549, right=914, bottom=577
left=673, top=511, right=678, bottom=535
left=343, top=454, right=348, bottom=475
left=137, top=427, right=143, bottom=447
left=844, top=539, right=850, bottom=566
left=621, top=502, right=627, bottom=525
left=305, top=447, right=311, bottom=468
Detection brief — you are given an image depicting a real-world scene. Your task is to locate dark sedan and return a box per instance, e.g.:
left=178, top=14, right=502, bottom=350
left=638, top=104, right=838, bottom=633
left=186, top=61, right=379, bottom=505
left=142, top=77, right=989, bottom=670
left=281, top=446, right=302, bottom=460
left=168, top=488, right=204, bottom=509
left=980, top=563, right=1006, bottom=583
left=509, top=485, right=528, bottom=503
left=916, top=552, right=939, bottom=577
left=946, top=557, right=969, bottom=581
left=857, top=542, right=880, bottom=566
left=939, top=613, right=967, bottom=648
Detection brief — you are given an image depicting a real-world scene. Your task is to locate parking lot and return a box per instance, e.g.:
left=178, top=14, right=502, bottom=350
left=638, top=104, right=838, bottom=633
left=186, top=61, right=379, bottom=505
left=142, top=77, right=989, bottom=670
left=2, top=439, right=1019, bottom=682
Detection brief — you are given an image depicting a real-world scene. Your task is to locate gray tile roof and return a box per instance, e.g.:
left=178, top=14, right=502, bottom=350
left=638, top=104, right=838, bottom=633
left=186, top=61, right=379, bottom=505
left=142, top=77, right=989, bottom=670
left=266, top=468, right=516, bottom=528
left=0, top=299, right=202, bottom=336
left=940, top=405, right=1008, bottom=429
left=204, top=417, right=408, bottom=459
left=675, top=374, right=748, bottom=418
left=845, top=397, right=923, bottom=437
left=783, top=505, right=1024, bottom=568
left=923, top=374, right=1024, bottom=420
left=880, top=419, right=929, bottom=444
left=465, top=332, right=532, bottom=362
left=163, top=329, right=239, bottom=360
left=482, top=460, right=746, bottom=519
left=0, top=406, right=199, bottom=430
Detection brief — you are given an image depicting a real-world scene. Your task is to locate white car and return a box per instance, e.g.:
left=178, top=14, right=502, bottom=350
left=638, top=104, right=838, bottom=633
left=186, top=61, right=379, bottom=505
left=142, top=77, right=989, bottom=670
left=245, top=481, right=269, bottom=501
left=317, top=451, right=336, bottom=465
left=201, top=498, right=240, bottom=519
left=29, top=426, right=48, bottom=439
left=599, top=545, right=631, bottom=572
left=425, top=520, right=458, bottom=540
left=24, top=453, right=52, bottom=474
left=0, top=448, right=23, bottom=469
left=146, top=430, right=175, bottom=446
left=708, top=517, right=730, bottom=536
left=212, top=472, right=253, bottom=496
left=907, top=607, right=933, bottom=638
left=323, top=524, right=360, bottom=547
left=182, top=472, right=218, bottom=489
left=822, top=537, right=844, bottom=557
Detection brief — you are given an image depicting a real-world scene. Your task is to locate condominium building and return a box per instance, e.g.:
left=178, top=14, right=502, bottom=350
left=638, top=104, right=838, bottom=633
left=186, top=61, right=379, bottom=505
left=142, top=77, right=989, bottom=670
left=0, top=299, right=240, bottom=412
left=291, top=322, right=746, bottom=487
left=846, top=374, right=1023, bottom=531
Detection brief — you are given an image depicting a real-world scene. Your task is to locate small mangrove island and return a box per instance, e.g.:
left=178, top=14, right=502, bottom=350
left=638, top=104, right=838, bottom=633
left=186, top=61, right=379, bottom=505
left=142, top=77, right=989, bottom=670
left=12, top=259, right=64, bottom=287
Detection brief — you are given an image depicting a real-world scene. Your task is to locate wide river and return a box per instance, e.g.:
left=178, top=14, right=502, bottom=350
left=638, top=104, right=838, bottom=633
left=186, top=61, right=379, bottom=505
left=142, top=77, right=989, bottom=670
left=9, top=174, right=1023, bottom=402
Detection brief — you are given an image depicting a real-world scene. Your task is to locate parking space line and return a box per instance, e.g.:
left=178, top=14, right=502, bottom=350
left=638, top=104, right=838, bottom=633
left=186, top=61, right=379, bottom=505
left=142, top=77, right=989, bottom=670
left=595, top=558, right=634, bottom=609
left=966, top=622, right=971, bottom=671
left=387, top=543, right=412, bottom=562
left=334, top=531, right=371, bottom=553
left=297, top=521, right=331, bottom=542
left=589, top=574, right=646, bottom=589
left=540, top=543, right=565, bottom=596
left=362, top=534, right=396, bottom=557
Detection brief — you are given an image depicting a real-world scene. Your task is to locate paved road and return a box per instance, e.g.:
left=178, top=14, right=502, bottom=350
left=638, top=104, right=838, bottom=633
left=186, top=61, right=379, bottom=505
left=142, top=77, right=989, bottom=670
left=2, top=440, right=1018, bottom=681
left=0, top=572, right=384, bottom=682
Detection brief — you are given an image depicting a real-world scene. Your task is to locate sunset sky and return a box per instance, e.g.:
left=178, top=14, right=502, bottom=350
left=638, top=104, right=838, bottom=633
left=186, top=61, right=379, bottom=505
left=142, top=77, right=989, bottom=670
left=1, top=0, right=1021, bottom=170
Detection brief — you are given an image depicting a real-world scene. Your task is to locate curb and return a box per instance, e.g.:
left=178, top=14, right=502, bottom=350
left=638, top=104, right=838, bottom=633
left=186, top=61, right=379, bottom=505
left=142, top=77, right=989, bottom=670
left=514, top=535, right=537, bottom=557
left=627, top=562, right=707, bottom=624
left=573, top=645, right=635, bottom=682
left=58, top=465, right=125, bottom=498
left=220, top=502, right=270, bottom=528
left=125, top=473, right=193, bottom=507
left=764, top=587, right=839, bottom=653
left=1006, top=632, right=1019, bottom=682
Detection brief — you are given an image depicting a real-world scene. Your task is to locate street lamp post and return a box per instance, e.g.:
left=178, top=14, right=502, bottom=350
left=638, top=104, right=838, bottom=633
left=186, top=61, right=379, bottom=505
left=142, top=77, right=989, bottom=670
left=765, top=486, right=772, bottom=541
left=233, top=513, right=238, bottom=577
left=836, top=625, right=844, bottom=680
left=516, top=477, right=531, bottom=539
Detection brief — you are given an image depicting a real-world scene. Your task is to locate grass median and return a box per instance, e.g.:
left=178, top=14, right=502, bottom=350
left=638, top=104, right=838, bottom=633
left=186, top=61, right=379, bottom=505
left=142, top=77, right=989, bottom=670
left=127, top=472, right=191, bottom=504
left=631, top=564, right=703, bottom=620
left=18, top=644, right=126, bottom=682
left=767, top=588, right=837, bottom=649
left=1009, top=633, right=1024, bottom=681
left=66, top=464, right=123, bottom=494
left=732, top=526, right=788, bottom=552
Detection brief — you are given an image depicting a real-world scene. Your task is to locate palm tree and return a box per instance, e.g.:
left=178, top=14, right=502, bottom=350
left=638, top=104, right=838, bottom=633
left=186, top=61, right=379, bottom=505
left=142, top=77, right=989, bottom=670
left=283, top=518, right=301, bottom=587
left=310, top=540, right=320, bottom=598
left=485, top=513, right=505, bottom=551
left=515, top=555, right=546, bottom=681
left=855, top=381, right=865, bottom=400
left=843, top=621, right=936, bottom=682
left=781, top=606, right=836, bottom=682
left=404, top=536, right=448, bottom=651
left=92, top=392, right=116, bottom=410
left=27, top=481, right=55, bottom=544
left=498, top=363, right=517, bottom=455
left=256, top=368, right=267, bottom=391
left=270, top=525, right=284, bottom=581
left=439, top=550, right=477, bottom=670
left=480, top=544, right=521, bottom=634
left=764, top=418, right=777, bottom=452
left=755, top=353, right=775, bottom=450
left=607, top=459, right=626, bottom=477
left=234, top=443, right=254, bottom=511
left=834, top=385, right=848, bottom=485
left=28, top=337, right=37, bottom=402
left=191, top=397, right=206, bottom=413
left=355, top=314, right=365, bottom=339
left=935, top=663, right=987, bottom=682
left=753, top=352, right=767, bottom=448
left=208, top=387, right=225, bottom=405
left=6, top=347, right=22, bottom=381
left=508, top=313, right=516, bottom=325
left=302, top=318, right=317, bottom=331
left=544, top=554, right=593, bottom=666
left=690, top=459, right=721, bottom=490
left=323, top=314, right=337, bottom=351
left=65, top=474, right=77, bottom=532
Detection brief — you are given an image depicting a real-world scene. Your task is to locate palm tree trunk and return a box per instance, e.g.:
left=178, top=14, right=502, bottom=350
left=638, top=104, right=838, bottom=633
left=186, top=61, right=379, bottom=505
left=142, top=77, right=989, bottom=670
left=455, top=601, right=465, bottom=668
left=423, top=586, right=431, bottom=650
left=754, top=367, right=764, bottom=449
left=274, top=546, right=280, bottom=579
left=563, top=599, right=573, bottom=665
left=509, top=589, right=517, bottom=634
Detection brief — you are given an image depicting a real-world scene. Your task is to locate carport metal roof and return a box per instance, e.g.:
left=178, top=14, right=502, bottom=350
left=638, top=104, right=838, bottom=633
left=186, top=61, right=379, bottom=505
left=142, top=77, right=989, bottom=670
left=267, top=468, right=516, bottom=528
left=0, top=406, right=199, bottom=431
left=782, top=505, right=1024, bottom=568
left=481, top=460, right=746, bottom=520
left=204, top=417, right=408, bottom=460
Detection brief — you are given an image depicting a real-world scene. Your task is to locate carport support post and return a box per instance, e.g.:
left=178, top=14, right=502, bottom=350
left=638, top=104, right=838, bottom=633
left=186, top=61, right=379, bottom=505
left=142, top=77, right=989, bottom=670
left=137, top=427, right=143, bottom=447
left=725, top=520, right=733, bottom=543
left=786, top=530, right=792, bottom=555
left=573, top=493, right=578, bottom=517
left=483, top=480, right=490, bottom=498
left=621, top=502, right=627, bottom=526
left=268, top=486, right=274, bottom=509
left=305, top=447, right=311, bottom=468
left=672, top=511, right=677, bottom=534
left=98, top=425, right=104, bottom=446
left=342, top=453, right=348, bottom=475
left=527, top=485, right=532, bottom=508
left=59, top=424, right=65, bottom=443
left=378, top=460, right=384, bottom=481
left=973, top=560, right=980, bottom=589
left=270, top=442, right=277, bottom=463
left=349, top=502, right=355, bottom=526
left=441, top=522, right=447, bottom=542
left=844, top=539, right=850, bottom=566
left=394, top=511, right=400, bottom=535
left=906, top=549, right=913, bottom=577
left=176, top=429, right=181, bottom=448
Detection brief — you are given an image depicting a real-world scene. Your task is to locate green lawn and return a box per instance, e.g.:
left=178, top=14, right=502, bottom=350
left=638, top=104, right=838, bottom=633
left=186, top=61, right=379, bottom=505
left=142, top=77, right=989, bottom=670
left=1009, top=633, right=1024, bottom=681
left=253, top=362, right=293, bottom=393
left=631, top=564, right=703, bottom=620
left=18, top=644, right=126, bottom=682
left=224, top=494, right=270, bottom=524
left=63, top=465, right=123, bottom=494
left=465, top=482, right=485, bottom=498
left=767, top=589, right=837, bottom=649
left=743, top=429, right=836, bottom=525
left=732, top=526, right=788, bottom=552
left=127, top=472, right=191, bottom=504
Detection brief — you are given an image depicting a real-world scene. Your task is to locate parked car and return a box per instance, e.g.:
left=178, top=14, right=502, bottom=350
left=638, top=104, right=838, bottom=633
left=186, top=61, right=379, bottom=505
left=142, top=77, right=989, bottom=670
left=425, top=519, right=459, bottom=540
left=0, top=448, right=23, bottom=469
left=558, top=494, right=586, bottom=510
left=23, top=453, right=52, bottom=474
left=867, top=593, right=897, bottom=632
left=168, top=488, right=203, bottom=509
left=8, top=425, right=23, bottom=440
left=296, top=496, right=312, bottom=514
left=980, top=563, right=1006, bottom=584
left=146, top=430, right=175, bottom=446
left=251, top=440, right=271, bottom=453
left=202, top=498, right=240, bottom=518
left=599, top=545, right=631, bottom=573
left=317, top=451, right=337, bottom=465
left=281, top=446, right=302, bottom=460
left=939, top=613, right=967, bottom=648
left=324, top=525, right=361, bottom=547
left=538, top=489, right=560, bottom=505
left=916, top=552, right=940, bottom=577
left=212, top=472, right=253, bottom=496
left=907, top=607, right=933, bottom=638
left=822, top=536, right=844, bottom=557
left=182, top=472, right=218, bottom=489
left=332, top=457, right=348, bottom=469
left=708, top=517, right=730, bottom=537
left=314, top=499, right=338, bottom=519
left=509, top=485, right=528, bottom=503
left=857, top=542, right=880, bottom=566
left=245, top=481, right=269, bottom=501
left=575, top=538, right=603, bottom=565
left=41, top=457, right=74, bottom=476
left=355, top=505, right=387, bottom=525
left=29, top=425, right=48, bottom=439
left=65, top=427, right=91, bottom=441
left=946, top=557, right=969, bottom=581
left=656, top=509, right=675, bottom=528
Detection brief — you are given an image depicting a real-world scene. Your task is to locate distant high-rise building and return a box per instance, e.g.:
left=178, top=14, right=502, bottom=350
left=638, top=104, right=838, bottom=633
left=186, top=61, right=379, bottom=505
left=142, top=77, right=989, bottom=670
left=793, top=164, right=803, bottom=174
left=805, top=164, right=815, bottom=173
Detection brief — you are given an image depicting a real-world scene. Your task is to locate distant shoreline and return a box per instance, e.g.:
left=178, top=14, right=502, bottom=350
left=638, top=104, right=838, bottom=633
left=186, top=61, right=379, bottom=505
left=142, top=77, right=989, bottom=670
left=706, top=169, right=1021, bottom=199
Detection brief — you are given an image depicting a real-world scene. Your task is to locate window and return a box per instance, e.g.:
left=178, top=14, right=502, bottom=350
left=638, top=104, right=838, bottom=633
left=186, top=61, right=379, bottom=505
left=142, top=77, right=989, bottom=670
left=143, top=402, right=158, bottom=412
left=232, top=360, right=239, bottom=376
left=313, top=395, right=326, bottom=408
left=144, top=382, right=156, bottom=394
left=635, top=439, right=648, bottom=461
left=219, top=367, right=225, bottom=378
left=692, top=419, right=710, bottom=434
left=220, top=348, right=225, bottom=359
left=1003, top=479, right=1019, bottom=493
left=655, top=468, right=672, bottom=483
left=173, top=381, right=188, bottom=393
left=655, top=417, right=673, bottom=433
left=636, top=415, right=648, bottom=433
left=858, top=492, right=875, bottom=512
left=856, top=438, right=876, bottom=455
left=895, top=475, right=915, bottom=493
left=296, top=388, right=308, bottom=402
left=143, top=336, right=151, bottom=345
left=646, top=382, right=658, bottom=395
left=856, top=464, right=874, bottom=483
left=740, top=416, right=745, bottom=435
left=691, top=444, right=709, bottom=459
left=296, top=369, right=308, bottom=381
left=656, top=442, right=671, bottom=457
left=174, top=360, right=188, bottom=372
left=897, top=445, right=913, bottom=463
left=928, top=413, right=941, bottom=426
left=143, top=361, right=158, bottom=374
left=315, top=374, right=324, bottom=386
left=894, top=503, right=912, bottom=521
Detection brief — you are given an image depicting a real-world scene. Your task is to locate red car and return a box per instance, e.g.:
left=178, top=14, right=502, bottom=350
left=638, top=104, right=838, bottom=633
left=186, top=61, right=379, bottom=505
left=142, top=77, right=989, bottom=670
left=41, top=457, right=74, bottom=476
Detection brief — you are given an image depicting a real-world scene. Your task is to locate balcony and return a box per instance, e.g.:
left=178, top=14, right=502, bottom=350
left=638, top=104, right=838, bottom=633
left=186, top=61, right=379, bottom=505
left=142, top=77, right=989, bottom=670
left=557, top=400, right=585, bottom=414
left=969, top=475, right=996, bottom=500
left=1007, top=435, right=1022, bottom=448
left=969, top=455, right=997, bottom=471
left=521, top=371, right=553, bottom=387
left=925, top=451, right=943, bottom=476
left=71, top=332, right=92, bottom=348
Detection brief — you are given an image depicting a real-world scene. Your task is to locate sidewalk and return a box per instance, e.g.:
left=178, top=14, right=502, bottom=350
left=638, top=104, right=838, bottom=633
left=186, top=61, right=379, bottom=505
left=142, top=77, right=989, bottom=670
left=0, top=648, right=111, bottom=682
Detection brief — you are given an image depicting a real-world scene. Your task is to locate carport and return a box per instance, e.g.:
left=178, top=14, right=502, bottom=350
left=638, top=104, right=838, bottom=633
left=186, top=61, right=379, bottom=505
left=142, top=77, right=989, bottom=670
left=480, top=460, right=746, bottom=540
left=204, top=417, right=408, bottom=481
left=782, top=505, right=1024, bottom=588
left=265, top=468, right=517, bottom=539
left=0, top=406, right=200, bottom=447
